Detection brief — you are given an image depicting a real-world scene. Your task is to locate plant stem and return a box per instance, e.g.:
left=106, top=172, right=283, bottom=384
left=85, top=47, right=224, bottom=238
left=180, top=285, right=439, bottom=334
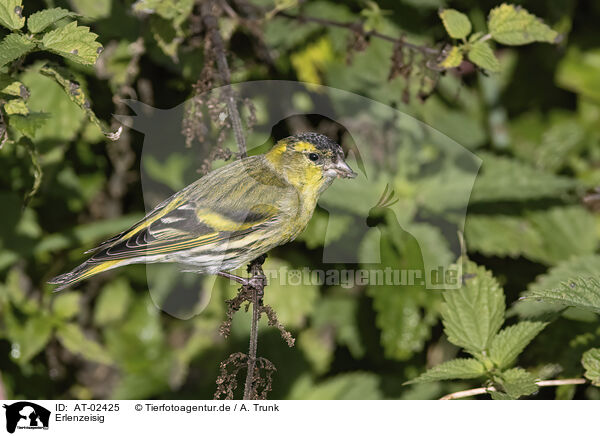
left=201, top=0, right=247, bottom=157
left=439, top=378, right=587, bottom=400
left=242, top=256, right=266, bottom=399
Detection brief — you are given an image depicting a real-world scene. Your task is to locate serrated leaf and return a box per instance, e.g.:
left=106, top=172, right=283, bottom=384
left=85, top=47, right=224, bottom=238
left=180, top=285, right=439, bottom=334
left=523, top=277, right=600, bottom=314
left=27, top=7, right=78, bottom=33
left=488, top=4, right=559, bottom=46
left=0, top=33, right=35, bottom=67
left=467, top=41, right=500, bottom=72
left=492, top=368, right=538, bottom=399
left=489, top=321, right=547, bottom=369
left=0, top=0, right=25, bottom=30
left=52, top=292, right=81, bottom=320
left=439, top=46, right=463, bottom=69
left=582, top=348, right=600, bottom=386
left=441, top=259, right=505, bottom=357
left=3, top=98, right=28, bottom=115
left=39, top=66, right=121, bottom=140
left=439, top=9, right=472, bottom=39
left=288, top=373, right=382, bottom=400
left=56, top=323, right=113, bottom=365
left=470, top=153, right=579, bottom=202
left=406, top=358, right=486, bottom=384
left=466, top=206, right=597, bottom=265
left=41, top=21, right=103, bottom=65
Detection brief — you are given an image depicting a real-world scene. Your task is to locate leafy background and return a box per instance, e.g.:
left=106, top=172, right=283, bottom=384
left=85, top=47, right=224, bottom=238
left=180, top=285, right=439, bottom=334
left=1, top=0, right=600, bottom=400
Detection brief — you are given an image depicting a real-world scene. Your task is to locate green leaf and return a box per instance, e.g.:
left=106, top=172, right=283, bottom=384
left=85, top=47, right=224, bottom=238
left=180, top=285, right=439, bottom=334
left=0, top=74, right=29, bottom=98
left=467, top=40, right=500, bottom=72
left=492, top=368, right=538, bottom=399
left=406, top=358, right=486, bottom=384
left=488, top=4, right=559, bottom=46
left=556, top=48, right=600, bottom=103
left=298, top=327, right=334, bottom=375
left=441, top=259, right=505, bottom=357
left=39, top=66, right=121, bottom=140
left=52, top=292, right=81, bottom=320
left=288, top=373, right=382, bottom=400
left=489, top=321, right=547, bottom=369
left=8, top=112, right=49, bottom=139
left=470, top=153, right=579, bottom=202
left=466, top=206, right=597, bottom=265
left=12, top=316, right=53, bottom=364
left=27, top=7, right=78, bottom=33
left=582, top=348, right=600, bottom=386
left=523, top=277, right=600, bottom=314
left=3, top=98, right=28, bottom=115
left=41, top=21, right=103, bottom=65
left=439, top=9, right=472, bottom=39
left=438, top=46, right=463, bottom=69
left=94, top=278, right=133, bottom=325
left=56, top=323, right=113, bottom=365
left=0, top=33, right=35, bottom=67
left=0, top=0, right=25, bottom=30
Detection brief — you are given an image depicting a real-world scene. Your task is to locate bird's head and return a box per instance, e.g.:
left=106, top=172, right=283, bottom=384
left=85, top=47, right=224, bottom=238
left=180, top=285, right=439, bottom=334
left=265, top=132, right=356, bottom=191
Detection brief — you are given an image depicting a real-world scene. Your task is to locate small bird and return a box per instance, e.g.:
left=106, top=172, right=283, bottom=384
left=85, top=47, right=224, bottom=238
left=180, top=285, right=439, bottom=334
left=49, top=132, right=356, bottom=291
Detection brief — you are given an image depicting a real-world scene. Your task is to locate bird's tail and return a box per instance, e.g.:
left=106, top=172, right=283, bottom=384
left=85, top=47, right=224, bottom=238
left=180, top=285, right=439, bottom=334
left=48, top=259, right=123, bottom=292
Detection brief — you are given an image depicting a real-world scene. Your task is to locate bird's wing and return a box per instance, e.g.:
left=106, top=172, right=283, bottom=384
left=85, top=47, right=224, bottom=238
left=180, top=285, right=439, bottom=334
left=85, top=157, right=292, bottom=263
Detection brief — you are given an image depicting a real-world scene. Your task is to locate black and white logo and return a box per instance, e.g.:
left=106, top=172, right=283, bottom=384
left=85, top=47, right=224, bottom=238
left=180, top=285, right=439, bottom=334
left=2, top=402, right=50, bottom=433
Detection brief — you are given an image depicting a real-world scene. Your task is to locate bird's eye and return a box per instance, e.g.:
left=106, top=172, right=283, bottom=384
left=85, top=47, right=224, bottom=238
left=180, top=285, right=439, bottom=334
left=308, top=153, right=319, bottom=162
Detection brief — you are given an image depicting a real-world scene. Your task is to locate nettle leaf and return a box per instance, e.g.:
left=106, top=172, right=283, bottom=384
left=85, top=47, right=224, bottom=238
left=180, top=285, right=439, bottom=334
left=489, top=321, right=547, bottom=369
left=0, top=33, right=35, bottom=68
left=0, top=74, right=29, bottom=98
left=492, top=367, right=538, bottom=399
left=39, top=66, right=121, bottom=140
left=0, top=0, right=25, bottom=30
left=438, top=46, right=463, bottom=69
left=406, top=358, right=486, bottom=384
left=470, top=153, right=579, bottom=202
left=523, top=277, right=600, bottom=314
left=3, top=98, right=28, bottom=115
left=488, top=4, right=559, bottom=46
left=582, top=348, right=600, bottom=386
left=56, top=323, right=113, bottom=365
left=466, top=206, right=597, bottom=265
left=41, top=21, right=103, bottom=65
left=467, top=40, right=500, bottom=72
left=441, top=259, right=505, bottom=357
left=439, top=9, right=472, bottom=39
left=27, top=7, right=78, bottom=33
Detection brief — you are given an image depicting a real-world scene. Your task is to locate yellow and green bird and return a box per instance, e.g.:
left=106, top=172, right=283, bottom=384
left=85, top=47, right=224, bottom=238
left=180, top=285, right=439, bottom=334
left=49, top=133, right=356, bottom=291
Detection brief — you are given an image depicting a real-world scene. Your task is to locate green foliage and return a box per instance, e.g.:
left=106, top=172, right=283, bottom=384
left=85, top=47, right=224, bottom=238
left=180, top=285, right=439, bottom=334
left=407, top=358, right=486, bottom=383
left=41, top=21, right=102, bottom=65
left=523, top=277, right=600, bottom=314
left=409, top=259, right=548, bottom=399
left=582, top=348, right=600, bottom=386
left=487, top=4, right=559, bottom=45
left=27, top=7, right=78, bottom=34
left=439, top=9, right=472, bottom=40
left=0, top=0, right=25, bottom=30
left=437, top=3, right=559, bottom=72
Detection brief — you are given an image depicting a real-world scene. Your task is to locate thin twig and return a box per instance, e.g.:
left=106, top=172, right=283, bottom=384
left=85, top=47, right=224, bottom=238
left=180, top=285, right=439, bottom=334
left=243, top=255, right=267, bottom=399
left=201, top=0, right=247, bottom=157
left=277, top=11, right=440, bottom=56
left=439, top=378, right=587, bottom=400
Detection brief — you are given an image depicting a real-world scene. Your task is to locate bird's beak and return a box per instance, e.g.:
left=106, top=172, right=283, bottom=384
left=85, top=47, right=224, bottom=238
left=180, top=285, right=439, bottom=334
left=330, top=159, right=357, bottom=179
